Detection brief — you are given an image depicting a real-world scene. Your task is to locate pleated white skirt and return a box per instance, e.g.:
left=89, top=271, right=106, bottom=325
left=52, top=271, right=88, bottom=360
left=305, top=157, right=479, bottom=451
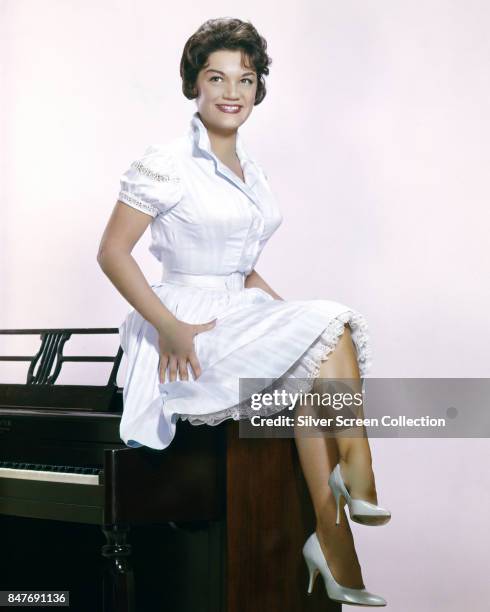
left=118, top=275, right=373, bottom=450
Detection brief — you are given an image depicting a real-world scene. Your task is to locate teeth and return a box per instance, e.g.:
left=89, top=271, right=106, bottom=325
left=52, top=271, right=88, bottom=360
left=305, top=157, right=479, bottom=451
left=219, top=105, right=240, bottom=111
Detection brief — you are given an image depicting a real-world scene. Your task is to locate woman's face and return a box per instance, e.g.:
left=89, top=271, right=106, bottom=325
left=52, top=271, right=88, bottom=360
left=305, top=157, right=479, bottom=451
left=194, top=49, right=258, bottom=133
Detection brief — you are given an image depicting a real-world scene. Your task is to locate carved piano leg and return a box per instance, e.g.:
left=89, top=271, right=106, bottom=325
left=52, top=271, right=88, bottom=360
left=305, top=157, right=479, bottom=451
left=101, top=523, right=135, bottom=612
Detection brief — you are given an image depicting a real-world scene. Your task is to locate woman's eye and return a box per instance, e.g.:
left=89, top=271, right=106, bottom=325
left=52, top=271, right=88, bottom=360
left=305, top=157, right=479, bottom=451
left=209, top=76, right=255, bottom=84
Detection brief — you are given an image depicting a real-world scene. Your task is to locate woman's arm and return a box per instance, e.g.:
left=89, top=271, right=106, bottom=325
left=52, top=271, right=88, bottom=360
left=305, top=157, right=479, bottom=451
left=97, top=202, right=178, bottom=332
left=245, top=269, right=284, bottom=301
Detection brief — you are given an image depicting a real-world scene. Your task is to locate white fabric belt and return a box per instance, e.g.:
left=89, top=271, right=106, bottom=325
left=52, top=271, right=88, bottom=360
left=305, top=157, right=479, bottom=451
left=162, top=270, right=246, bottom=291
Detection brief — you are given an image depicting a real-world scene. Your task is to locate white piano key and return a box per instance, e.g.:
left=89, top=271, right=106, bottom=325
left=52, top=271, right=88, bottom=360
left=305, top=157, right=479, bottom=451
left=0, top=467, right=100, bottom=485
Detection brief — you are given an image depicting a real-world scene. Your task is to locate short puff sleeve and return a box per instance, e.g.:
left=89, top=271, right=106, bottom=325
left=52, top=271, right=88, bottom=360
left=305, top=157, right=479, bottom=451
left=118, top=145, right=183, bottom=218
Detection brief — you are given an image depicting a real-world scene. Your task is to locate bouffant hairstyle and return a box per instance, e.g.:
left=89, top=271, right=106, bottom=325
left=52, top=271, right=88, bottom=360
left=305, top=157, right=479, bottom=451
left=180, top=18, right=272, bottom=105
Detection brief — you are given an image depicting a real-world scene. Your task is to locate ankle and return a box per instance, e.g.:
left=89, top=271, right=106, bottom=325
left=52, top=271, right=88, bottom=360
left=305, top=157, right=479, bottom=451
left=339, top=459, right=377, bottom=503
left=340, top=455, right=373, bottom=480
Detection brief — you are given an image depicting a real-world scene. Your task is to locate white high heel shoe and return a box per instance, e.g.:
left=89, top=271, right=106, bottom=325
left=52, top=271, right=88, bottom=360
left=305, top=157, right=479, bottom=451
left=328, top=463, right=391, bottom=526
left=303, top=532, right=387, bottom=607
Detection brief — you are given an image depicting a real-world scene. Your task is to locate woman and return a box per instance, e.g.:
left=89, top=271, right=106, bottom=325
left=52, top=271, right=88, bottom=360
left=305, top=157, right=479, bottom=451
left=97, top=17, right=391, bottom=608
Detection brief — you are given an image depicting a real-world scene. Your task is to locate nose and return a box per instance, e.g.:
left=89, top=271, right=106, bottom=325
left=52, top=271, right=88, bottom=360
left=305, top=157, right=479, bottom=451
left=223, top=84, right=240, bottom=99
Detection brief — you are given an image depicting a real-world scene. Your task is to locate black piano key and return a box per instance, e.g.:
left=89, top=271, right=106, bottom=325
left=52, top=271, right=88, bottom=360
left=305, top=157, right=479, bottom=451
left=0, top=461, right=102, bottom=475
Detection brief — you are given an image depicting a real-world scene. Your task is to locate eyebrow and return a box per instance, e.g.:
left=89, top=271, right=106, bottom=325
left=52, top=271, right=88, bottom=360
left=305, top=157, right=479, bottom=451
left=205, top=69, right=256, bottom=77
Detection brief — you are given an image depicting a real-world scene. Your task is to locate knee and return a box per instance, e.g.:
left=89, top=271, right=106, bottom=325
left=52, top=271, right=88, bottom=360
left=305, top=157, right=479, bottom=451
left=339, top=322, right=353, bottom=343
left=337, top=322, right=358, bottom=357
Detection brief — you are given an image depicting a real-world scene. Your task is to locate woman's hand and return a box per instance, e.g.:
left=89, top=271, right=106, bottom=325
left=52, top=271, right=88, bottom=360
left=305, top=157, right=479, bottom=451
left=157, top=318, right=217, bottom=383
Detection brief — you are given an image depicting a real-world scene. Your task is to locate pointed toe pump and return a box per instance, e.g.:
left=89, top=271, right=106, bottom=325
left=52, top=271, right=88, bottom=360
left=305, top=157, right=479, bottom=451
left=328, top=463, right=391, bottom=526
left=303, top=532, right=387, bottom=607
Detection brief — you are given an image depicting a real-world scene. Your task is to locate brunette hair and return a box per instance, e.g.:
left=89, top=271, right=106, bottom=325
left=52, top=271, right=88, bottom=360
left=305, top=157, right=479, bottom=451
left=180, top=18, right=272, bottom=105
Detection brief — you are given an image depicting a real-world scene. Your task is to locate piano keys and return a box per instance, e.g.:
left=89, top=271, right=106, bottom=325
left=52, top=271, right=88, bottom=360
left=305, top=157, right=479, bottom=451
left=0, top=462, right=101, bottom=485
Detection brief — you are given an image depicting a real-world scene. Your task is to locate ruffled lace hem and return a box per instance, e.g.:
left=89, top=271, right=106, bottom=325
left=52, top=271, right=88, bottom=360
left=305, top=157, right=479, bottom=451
left=178, top=309, right=373, bottom=427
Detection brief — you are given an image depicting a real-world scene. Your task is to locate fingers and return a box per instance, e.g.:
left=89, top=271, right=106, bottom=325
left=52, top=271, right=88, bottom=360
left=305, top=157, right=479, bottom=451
left=167, top=355, right=178, bottom=382
left=188, top=352, right=202, bottom=381
left=159, top=318, right=215, bottom=385
left=178, top=357, right=189, bottom=381
left=163, top=319, right=214, bottom=382
left=159, top=353, right=203, bottom=383
left=158, top=354, right=169, bottom=384
left=167, top=356, right=191, bottom=382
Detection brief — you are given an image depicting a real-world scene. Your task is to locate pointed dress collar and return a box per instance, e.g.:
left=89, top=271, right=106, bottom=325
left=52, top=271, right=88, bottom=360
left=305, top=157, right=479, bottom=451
left=188, top=111, right=261, bottom=201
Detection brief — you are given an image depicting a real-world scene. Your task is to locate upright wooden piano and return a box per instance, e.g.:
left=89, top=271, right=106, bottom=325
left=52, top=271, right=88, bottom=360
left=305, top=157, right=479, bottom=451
left=0, top=328, right=339, bottom=612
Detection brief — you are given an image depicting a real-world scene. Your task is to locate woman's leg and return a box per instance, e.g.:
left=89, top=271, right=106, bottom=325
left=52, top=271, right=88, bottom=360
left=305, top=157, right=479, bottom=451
left=318, top=323, right=378, bottom=505
left=294, top=408, right=365, bottom=588
left=293, top=322, right=378, bottom=588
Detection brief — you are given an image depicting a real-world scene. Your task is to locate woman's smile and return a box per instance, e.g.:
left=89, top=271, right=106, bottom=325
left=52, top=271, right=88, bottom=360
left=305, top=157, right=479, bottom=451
left=215, top=104, right=242, bottom=114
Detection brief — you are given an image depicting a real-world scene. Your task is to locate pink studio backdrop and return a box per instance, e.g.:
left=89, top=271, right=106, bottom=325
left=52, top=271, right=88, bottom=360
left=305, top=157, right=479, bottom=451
left=2, top=2, right=489, bottom=610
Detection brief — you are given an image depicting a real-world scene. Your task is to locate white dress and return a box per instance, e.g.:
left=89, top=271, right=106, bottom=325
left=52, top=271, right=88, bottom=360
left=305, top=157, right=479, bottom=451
left=117, top=111, right=373, bottom=450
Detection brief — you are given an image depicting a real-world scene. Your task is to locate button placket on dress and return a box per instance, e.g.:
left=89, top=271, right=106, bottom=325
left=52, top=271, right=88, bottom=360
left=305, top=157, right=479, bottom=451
left=190, top=112, right=266, bottom=274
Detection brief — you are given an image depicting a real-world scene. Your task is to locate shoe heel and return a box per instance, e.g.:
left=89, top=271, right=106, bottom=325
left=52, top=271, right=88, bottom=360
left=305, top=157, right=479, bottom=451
left=329, top=466, right=344, bottom=526
left=304, top=556, right=319, bottom=594
left=329, top=463, right=391, bottom=527
left=335, top=493, right=342, bottom=525
left=334, top=492, right=343, bottom=526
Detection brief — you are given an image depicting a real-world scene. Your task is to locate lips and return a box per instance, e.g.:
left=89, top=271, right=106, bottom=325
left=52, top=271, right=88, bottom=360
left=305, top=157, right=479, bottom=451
left=216, top=104, right=242, bottom=114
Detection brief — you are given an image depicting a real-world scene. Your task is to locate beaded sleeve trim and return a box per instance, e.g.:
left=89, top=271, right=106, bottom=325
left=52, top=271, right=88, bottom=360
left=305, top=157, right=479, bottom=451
left=132, top=160, right=181, bottom=184
left=118, top=191, right=158, bottom=217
